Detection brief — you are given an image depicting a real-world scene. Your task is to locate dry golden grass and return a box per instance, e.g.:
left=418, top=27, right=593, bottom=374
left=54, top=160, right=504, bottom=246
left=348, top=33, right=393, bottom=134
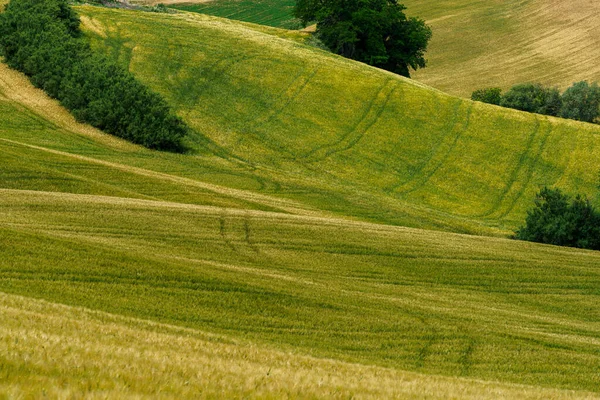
left=2, top=291, right=599, bottom=399
left=405, top=0, right=600, bottom=96
left=79, top=15, right=108, bottom=39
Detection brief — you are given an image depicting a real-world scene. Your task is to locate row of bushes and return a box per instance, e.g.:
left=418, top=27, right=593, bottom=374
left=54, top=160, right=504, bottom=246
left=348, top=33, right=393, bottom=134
left=516, top=187, right=600, bottom=251
left=0, top=0, right=187, bottom=151
left=472, top=81, right=600, bottom=123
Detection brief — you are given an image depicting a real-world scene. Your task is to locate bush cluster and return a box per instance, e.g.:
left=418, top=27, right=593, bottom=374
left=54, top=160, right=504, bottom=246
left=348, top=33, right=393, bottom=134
left=0, top=0, right=188, bottom=151
left=515, top=187, right=600, bottom=250
left=472, top=82, right=600, bottom=124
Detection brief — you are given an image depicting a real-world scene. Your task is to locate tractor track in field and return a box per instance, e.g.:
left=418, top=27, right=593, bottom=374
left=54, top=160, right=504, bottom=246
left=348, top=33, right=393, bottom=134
left=250, top=65, right=320, bottom=130
left=391, top=101, right=473, bottom=195
left=300, top=79, right=397, bottom=162
left=479, top=116, right=552, bottom=219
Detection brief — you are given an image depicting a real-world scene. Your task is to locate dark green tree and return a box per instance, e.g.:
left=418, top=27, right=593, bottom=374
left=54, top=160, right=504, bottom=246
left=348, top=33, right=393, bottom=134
left=294, top=0, right=431, bottom=77
left=500, top=83, right=561, bottom=116
left=516, top=187, right=600, bottom=250
left=559, top=81, right=600, bottom=123
left=471, top=87, right=502, bottom=105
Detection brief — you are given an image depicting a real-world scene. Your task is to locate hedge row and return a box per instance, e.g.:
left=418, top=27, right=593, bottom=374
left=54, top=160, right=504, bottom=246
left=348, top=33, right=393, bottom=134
left=0, top=0, right=188, bottom=151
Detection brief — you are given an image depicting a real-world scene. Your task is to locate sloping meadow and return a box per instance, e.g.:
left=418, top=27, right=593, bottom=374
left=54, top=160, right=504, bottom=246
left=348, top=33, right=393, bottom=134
left=78, top=6, right=600, bottom=234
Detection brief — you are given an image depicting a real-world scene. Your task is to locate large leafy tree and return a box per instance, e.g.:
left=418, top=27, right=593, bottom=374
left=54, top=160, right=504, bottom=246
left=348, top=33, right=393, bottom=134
left=295, top=0, right=431, bottom=77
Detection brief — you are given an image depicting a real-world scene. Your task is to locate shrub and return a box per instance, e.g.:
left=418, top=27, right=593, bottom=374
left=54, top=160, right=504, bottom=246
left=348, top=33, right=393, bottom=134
left=0, top=0, right=188, bottom=151
left=500, top=83, right=561, bottom=116
left=471, top=87, right=502, bottom=105
left=559, top=81, right=600, bottom=123
left=515, top=187, right=600, bottom=250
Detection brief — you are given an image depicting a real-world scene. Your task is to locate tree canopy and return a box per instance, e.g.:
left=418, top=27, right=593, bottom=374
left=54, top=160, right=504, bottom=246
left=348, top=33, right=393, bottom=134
left=499, top=83, right=561, bottom=116
left=294, top=0, right=431, bottom=77
left=515, top=187, right=600, bottom=250
left=472, top=81, right=600, bottom=124
left=559, top=81, right=600, bottom=123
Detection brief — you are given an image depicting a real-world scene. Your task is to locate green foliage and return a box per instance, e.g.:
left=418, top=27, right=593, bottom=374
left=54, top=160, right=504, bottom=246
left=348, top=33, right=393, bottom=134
left=471, top=87, right=502, bottom=105
left=294, top=0, right=431, bottom=77
left=500, top=83, right=561, bottom=116
left=0, top=0, right=188, bottom=151
left=559, top=81, right=600, bottom=123
left=516, top=187, right=600, bottom=250
left=474, top=81, right=600, bottom=124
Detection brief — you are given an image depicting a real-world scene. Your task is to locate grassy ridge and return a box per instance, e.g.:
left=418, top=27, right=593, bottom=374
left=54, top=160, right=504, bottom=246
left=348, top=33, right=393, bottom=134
left=79, top=7, right=600, bottom=234
left=2, top=74, right=600, bottom=391
left=154, top=0, right=600, bottom=96
left=3, top=4, right=600, bottom=396
left=2, top=189, right=600, bottom=392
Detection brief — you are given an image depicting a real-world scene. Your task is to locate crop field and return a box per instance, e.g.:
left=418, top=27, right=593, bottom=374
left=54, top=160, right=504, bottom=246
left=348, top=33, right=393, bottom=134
left=144, top=0, right=600, bottom=96
left=171, top=0, right=300, bottom=29
left=2, top=3, right=600, bottom=398
left=404, top=0, right=600, bottom=96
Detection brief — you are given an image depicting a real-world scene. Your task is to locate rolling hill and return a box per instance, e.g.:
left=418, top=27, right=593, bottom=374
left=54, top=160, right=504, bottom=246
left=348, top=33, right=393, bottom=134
left=152, top=0, right=600, bottom=97
left=2, top=3, right=600, bottom=398
left=78, top=6, right=600, bottom=235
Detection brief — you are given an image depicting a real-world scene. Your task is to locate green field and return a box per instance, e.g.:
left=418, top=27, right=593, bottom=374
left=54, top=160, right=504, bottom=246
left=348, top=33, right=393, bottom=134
left=79, top=7, right=600, bottom=234
left=171, top=0, right=301, bottom=29
left=155, top=0, right=600, bottom=96
left=2, top=3, right=600, bottom=398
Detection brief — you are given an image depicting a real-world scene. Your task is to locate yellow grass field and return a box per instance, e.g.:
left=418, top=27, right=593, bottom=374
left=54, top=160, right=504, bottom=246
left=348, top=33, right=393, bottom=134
left=3, top=292, right=599, bottom=399
left=406, top=0, right=600, bottom=96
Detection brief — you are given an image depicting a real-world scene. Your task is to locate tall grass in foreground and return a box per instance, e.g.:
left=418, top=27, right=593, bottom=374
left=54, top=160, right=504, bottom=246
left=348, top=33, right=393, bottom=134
left=1, top=292, right=598, bottom=399
left=1, top=189, right=600, bottom=392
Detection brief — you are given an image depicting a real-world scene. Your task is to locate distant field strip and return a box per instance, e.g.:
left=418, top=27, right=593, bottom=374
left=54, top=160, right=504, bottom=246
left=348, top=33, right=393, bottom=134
left=170, top=0, right=299, bottom=29
left=404, top=0, right=600, bottom=96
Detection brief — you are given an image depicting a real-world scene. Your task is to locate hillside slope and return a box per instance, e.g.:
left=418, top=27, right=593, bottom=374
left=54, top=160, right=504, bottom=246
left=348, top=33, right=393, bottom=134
left=78, top=6, right=600, bottom=235
left=2, top=4, right=600, bottom=397
left=3, top=292, right=598, bottom=399
left=406, top=0, right=600, bottom=96
left=2, top=188, right=600, bottom=393
left=149, top=0, right=600, bottom=96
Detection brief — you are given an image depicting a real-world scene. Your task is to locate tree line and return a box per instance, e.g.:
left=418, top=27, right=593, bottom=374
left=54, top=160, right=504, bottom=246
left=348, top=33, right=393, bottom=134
left=0, top=0, right=188, bottom=151
left=472, top=82, right=600, bottom=124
